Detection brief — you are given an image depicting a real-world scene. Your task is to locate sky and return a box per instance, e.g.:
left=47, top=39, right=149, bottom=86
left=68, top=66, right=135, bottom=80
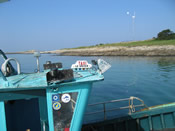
left=0, top=0, right=175, bottom=52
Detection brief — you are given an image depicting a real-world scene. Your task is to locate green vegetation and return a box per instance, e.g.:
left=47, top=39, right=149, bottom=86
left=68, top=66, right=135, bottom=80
left=63, top=29, right=175, bottom=50
left=65, top=39, right=175, bottom=49
left=156, top=29, right=175, bottom=40
left=108, top=39, right=175, bottom=47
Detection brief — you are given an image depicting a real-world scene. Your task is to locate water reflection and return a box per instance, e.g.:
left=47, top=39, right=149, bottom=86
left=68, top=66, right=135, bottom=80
left=155, top=57, right=175, bottom=81
left=157, top=57, right=175, bottom=72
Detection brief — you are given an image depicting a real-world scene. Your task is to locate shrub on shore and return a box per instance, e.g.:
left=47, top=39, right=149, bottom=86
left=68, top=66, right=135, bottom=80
left=156, top=29, right=175, bottom=40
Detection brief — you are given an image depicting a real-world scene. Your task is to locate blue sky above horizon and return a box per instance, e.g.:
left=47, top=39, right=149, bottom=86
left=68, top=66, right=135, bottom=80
left=0, top=0, right=175, bottom=52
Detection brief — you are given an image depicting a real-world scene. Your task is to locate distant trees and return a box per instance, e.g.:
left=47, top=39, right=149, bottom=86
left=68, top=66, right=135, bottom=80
left=95, top=43, right=104, bottom=46
left=156, top=29, right=175, bottom=40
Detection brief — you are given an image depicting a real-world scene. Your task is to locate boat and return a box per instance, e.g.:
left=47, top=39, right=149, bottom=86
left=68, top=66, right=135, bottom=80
left=2, top=0, right=175, bottom=129
left=0, top=49, right=110, bottom=131
left=82, top=97, right=175, bottom=131
left=1, top=49, right=175, bottom=131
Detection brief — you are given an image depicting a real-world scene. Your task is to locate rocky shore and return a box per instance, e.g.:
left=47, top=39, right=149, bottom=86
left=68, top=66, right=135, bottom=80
left=6, top=50, right=36, bottom=54
left=45, top=45, right=175, bottom=56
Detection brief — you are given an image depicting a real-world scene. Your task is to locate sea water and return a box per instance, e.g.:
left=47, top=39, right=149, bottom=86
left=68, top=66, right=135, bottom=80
left=6, top=54, right=175, bottom=122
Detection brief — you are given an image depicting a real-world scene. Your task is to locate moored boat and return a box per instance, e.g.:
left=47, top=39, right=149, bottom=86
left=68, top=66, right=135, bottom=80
left=82, top=96, right=175, bottom=131
left=0, top=49, right=110, bottom=131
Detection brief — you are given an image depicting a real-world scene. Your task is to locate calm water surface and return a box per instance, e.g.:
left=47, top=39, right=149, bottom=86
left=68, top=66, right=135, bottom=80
left=6, top=54, right=175, bottom=122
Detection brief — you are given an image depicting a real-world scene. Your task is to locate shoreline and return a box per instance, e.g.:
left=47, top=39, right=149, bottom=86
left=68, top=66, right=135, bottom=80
left=45, top=45, right=175, bottom=56
left=6, top=45, right=175, bottom=56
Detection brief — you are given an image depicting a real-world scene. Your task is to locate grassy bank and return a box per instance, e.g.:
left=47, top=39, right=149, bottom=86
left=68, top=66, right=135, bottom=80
left=66, top=39, right=175, bottom=49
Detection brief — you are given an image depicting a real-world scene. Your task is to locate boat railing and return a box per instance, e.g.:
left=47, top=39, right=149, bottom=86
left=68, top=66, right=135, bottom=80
left=85, top=96, right=148, bottom=120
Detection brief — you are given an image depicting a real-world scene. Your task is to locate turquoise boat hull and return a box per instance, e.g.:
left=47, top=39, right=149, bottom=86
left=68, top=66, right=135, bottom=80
left=82, top=103, right=175, bottom=131
left=0, top=49, right=104, bottom=131
left=47, top=82, right=93, bottom=131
